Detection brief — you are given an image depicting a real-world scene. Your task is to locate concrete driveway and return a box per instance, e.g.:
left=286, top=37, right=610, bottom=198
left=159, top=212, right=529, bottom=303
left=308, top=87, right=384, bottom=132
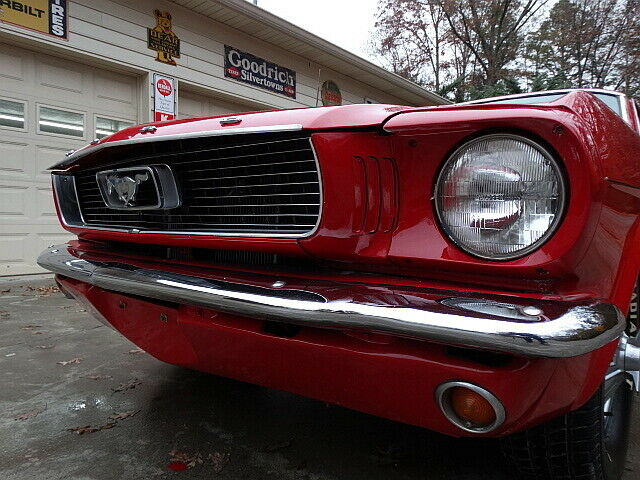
left=1, top=277, right=638, bottom=480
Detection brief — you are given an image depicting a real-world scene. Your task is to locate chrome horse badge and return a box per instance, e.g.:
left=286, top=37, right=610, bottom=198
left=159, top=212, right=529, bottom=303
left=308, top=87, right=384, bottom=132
left=106, top=172, right=150, bottom=207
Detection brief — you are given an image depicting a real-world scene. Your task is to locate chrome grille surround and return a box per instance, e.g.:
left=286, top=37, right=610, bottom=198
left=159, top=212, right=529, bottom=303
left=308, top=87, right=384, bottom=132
left=62, top=131, right=322, bottom=238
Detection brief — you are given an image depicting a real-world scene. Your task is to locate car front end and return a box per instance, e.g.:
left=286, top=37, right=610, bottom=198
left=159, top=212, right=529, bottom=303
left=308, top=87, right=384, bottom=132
left=39, top=91, right=640, bottom=458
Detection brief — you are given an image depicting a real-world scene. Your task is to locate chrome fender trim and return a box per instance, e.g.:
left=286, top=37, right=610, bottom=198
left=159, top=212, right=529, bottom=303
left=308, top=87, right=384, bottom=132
left=38, top=245, right=625, bottom=359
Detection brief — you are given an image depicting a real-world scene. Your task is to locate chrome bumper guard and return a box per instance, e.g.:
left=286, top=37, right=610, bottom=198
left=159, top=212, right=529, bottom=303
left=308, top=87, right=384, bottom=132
left=38, top=245, right=625, bottom=359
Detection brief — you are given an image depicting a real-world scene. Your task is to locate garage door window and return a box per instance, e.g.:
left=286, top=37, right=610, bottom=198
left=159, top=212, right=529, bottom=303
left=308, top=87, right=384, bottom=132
left=0, top=99, right=26, bottom=130
left=95, top=117, right=135, bottom=139
left=38, top=105, right=85, bottom=138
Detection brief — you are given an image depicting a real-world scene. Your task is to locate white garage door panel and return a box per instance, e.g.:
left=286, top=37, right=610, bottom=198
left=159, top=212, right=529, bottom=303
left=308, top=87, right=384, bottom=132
left=36, top=145, right=72, bottom=180
left=0, top=229, right=71, bottom=271
left=0, top=140, right=30, bottom=178
left=0, top=51, right=26, bottom=83
left=0, top=44, right=138, bottom=275
left=37, top=60, right=86, bottom=95
left=0, top=185, right=29, bottom=216
left=95, top=71, right=137, bottom=107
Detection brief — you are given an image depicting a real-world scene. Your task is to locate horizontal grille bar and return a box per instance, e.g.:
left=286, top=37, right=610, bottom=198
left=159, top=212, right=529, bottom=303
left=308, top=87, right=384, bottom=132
left=73, top=132, right=321, bottom=235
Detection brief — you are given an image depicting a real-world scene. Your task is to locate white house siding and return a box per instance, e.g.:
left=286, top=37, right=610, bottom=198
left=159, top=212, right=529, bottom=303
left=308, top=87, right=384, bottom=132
left=66, top=0, right=411, bottom=109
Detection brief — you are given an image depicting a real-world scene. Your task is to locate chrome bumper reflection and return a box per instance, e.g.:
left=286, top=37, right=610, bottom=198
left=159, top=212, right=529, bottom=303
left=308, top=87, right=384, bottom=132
left=38, top=245, right=625, bottom=358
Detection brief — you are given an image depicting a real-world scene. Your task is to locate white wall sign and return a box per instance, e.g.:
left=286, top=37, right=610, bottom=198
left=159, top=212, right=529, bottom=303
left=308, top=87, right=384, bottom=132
left=153, top=73, right=176, bottom=121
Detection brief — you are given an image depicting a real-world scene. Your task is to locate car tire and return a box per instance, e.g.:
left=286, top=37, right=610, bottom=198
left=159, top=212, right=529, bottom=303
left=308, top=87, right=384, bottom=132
left=501, top=377, right=633, bottom=480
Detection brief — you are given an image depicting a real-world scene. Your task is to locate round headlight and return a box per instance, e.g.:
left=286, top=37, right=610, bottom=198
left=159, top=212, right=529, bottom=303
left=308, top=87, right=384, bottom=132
left=435, top=134, right=565, bottom=260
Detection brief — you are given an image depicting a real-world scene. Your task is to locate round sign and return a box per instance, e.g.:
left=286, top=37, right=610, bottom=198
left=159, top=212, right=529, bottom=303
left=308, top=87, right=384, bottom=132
left=156, top=78, right=173, bottom=96
left=321, top=80, right=342, bottom=106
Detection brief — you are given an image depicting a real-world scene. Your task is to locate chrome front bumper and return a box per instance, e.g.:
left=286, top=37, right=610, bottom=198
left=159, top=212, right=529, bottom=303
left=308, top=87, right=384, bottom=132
left=38, top=244, right=625, bottom=358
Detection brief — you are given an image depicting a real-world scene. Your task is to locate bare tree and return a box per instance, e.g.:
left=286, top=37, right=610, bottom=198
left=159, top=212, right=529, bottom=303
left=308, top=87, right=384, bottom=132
left=531, top=0, right=639, bottom=94
left=373, top=0, right=450, bottom=90
left=371, top=0, right=639, bottom=100
left=435, top=0, right=549, bottom=84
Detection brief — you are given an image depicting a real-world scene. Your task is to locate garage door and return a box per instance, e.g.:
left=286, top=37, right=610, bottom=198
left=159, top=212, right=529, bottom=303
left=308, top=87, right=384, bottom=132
left=178, top=89, right=258, bottom=119
left=0, top=45, right=138, bottom=275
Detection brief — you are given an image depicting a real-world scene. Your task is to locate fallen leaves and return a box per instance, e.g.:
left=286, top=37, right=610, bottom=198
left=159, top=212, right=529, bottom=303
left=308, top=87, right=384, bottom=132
left=167, top=461, right=189, bottom=472
left=35, top=345, right=54, bottom=350
left=112, top=378, right=141, bottom=392
left=0, top=310, right=9, bottom=318
left=84, top=374, right=112, bottom=380
left=108, top=410, right=139, bottom=421
left=67, top=409, right=139, bottom=435
left=21, top=325, right=42, bottom=330
left=168, top=450, right=203, bottom=469
left=68, top=422, right=116, bottom=435
left=0, top=288, right=10, bottom=294
left=166, top=450, right=230, bottom=473
left=15, top=407, right=46, bottom=421
left=128, top=348, right=144, bottom=355
left=25, top=285, right=60, bottom=297
left=57, top=358, right=82, bottom=366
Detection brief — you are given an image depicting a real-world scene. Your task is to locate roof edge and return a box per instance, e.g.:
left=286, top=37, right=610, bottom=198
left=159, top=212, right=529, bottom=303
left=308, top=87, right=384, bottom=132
left=197, top=0, right=450, bottom=105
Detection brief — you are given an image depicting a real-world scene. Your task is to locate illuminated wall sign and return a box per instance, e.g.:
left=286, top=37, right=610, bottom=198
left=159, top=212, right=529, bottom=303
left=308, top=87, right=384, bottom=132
left=321, top=80, right=342, bottom=106
left=0, top=0, right=68, bottom=39
left=153, top=73, right=176, bottom=121
left=224, top=45, right=296, bottom=99
left=147, top=10, right=180, bottom=65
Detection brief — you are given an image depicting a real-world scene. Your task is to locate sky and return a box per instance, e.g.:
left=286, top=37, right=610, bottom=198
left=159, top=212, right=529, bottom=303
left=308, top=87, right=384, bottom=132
left=249, top=0, right=381, bottom=64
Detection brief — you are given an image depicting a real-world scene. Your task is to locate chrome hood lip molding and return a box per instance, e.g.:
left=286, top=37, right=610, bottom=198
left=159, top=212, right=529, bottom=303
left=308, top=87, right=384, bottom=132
left=51, top=124, right=304, bottom=170
left=38, top=244, right=625, bottom=358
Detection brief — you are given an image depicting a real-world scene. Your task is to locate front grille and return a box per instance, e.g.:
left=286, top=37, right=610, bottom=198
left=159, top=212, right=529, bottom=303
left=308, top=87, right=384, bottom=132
left=73, top=132, right=321, bottom=236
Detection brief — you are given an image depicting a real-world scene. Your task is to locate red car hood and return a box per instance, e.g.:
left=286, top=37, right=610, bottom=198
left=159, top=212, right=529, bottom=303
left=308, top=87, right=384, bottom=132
left=53, top=104, right=415, bottom=169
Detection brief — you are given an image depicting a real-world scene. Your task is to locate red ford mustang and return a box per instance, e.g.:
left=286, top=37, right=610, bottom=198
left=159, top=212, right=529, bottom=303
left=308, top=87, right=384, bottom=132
left=40, top=89, right=640, bottom=480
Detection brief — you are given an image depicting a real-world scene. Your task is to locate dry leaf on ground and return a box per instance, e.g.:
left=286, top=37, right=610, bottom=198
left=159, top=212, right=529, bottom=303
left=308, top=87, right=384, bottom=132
left=35, top=345, right=54, bottom=349
left=85, top=374, right=112, bottom=380
left=68, top=422, right=116, bottom=435
left=15, top=407, right=46, bottom=421
left=112, top=378, right=141, bottom=392
left=57, top=358, right=82, bottom=366
left=34, top=286, right=60, bottom=297
left=21, top=325, right=42, bottom=330
left=169, top=450, right=203, bottom=469
left=109, top=410, right=140, bottom=420
left=128, top=348, right=144, bottom=354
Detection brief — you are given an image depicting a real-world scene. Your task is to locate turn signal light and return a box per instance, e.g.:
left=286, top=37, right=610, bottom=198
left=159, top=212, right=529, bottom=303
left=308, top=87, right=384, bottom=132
left=436, top=381, right=506, bottom=433
left=450, top=386, right=496, bottom=427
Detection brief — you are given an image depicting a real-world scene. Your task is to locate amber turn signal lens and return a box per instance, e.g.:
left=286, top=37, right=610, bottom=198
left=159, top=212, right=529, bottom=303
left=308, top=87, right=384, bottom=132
left=449, top=386, right=497, bottom=427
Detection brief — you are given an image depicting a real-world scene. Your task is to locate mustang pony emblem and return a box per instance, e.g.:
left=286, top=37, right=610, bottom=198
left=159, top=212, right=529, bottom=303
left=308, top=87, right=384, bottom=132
left=106, top=173, right=150, bottom=207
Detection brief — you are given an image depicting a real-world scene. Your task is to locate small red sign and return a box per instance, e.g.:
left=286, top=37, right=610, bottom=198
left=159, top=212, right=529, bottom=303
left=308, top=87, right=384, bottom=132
left=226, top=67, right=240, bottom=78
left=156, top=79, right=173, bottom=96
left=154, top=112, right=175, bottom=121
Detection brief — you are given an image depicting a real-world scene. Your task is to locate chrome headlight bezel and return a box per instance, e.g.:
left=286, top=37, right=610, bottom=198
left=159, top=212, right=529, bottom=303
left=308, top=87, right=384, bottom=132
left=434, top=133, right=566, bottom=261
